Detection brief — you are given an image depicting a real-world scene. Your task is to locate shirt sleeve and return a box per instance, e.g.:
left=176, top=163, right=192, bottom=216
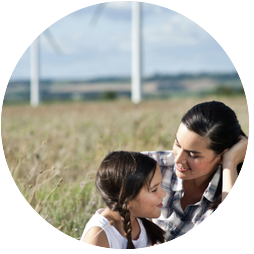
left=141, top=150, right=175, bottom=167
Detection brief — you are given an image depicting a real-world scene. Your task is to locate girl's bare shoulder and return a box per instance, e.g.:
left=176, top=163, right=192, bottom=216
left=83, top=226, right=110, bottom=248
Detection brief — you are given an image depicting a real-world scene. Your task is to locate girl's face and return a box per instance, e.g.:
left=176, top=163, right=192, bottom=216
left=173, top=123, right=222, bottom=183
left=128, top=165, right=166, bottom=220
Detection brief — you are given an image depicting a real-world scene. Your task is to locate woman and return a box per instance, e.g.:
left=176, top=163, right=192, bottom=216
left=143, top=101, right=248, bottom=241
left=80, top=151, right=166, bottom=248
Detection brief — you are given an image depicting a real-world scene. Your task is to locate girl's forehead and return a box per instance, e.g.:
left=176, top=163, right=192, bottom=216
left=141, top=166, right=159, bottom=190
left=149, top=166, right=161, bottom=185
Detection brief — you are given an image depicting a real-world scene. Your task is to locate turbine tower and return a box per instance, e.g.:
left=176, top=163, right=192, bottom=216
left=30, top=37, right=39, bottom=107
left=30, top=29, right=63, bottom=107
left=131, top=1, right=142, bottom=104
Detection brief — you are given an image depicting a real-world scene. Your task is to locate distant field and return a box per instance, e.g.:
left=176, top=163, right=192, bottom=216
left=1, top=96, right=249, bottom=239
left=5, top=72, right=243, bottom=102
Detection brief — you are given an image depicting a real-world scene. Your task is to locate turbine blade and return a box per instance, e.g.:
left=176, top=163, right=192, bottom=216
left=89, top=3, right=106, bottom=26
left=43, top=28, right=64, bottom=55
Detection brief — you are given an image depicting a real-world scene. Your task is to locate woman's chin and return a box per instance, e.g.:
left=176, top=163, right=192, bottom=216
left=176, top=168, right=191, bottom=179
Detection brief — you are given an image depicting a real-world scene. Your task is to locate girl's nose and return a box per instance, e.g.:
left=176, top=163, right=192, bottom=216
left=162, top=188, right=166, bottom=198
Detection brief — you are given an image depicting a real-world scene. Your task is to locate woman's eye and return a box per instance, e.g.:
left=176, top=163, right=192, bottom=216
left=175, top=140, right=180, bottom=147
left=174, top=137, right=199, bottom=158
left=151, top=188, right=157, bottom=193
left=189, top=153, right=198, bottom=159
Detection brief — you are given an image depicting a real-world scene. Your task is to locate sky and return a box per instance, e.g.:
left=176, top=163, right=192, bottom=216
left=10, top=1, right=237, bottom=81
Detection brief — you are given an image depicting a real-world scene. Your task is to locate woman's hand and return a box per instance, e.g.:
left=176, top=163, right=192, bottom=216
left=222, top=135, right=248, bottom=168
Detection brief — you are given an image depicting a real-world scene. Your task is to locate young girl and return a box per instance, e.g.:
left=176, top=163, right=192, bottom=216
left=80, top=151, right=166, bottom=249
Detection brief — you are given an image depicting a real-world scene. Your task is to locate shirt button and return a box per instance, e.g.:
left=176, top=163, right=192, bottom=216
left=180, top=217, right=185, bottom=221
left=170, top=230, right=175, bottom=235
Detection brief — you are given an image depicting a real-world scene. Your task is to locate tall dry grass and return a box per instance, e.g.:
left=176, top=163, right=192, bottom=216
left=1, top=96, right=249, bottom=239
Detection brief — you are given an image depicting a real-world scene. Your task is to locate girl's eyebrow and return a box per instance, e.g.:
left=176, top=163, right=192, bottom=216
left=149, top=182, right=160, bottom=190
left=175, top=135, right=202, bottom=154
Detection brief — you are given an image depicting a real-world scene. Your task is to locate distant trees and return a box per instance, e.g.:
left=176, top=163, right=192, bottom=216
left=214, top=84, right=245, bottom=96
left=100, top=91, right=117, bottom=100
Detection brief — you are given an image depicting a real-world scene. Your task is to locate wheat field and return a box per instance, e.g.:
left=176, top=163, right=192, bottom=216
left=1, top=95, right=249, bottom=239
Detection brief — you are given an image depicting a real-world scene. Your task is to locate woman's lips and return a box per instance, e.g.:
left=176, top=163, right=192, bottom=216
left=176, top=164, right=190, bottom=172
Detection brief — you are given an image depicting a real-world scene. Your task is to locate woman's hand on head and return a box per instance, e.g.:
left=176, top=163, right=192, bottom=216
left=222, top=135, right=248, bottom=169
left=221, top=135, right=248, bottom=202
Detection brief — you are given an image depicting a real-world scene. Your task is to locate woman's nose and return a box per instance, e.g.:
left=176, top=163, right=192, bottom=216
left=174, top=148, right=186, bottom=164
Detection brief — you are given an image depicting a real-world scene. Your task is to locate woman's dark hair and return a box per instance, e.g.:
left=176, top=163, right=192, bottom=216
left=95, top=151, right=165, bottom=249
left=181, top=101, right=247, bottom=208
left=181, top=101, right=246, bottom=174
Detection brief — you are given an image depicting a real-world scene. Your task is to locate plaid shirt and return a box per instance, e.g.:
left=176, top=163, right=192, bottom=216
left=142, top=150, right=221, bottom=241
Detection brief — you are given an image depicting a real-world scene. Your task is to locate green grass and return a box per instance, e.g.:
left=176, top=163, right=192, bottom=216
left=1, top=96, right=249, bottom=240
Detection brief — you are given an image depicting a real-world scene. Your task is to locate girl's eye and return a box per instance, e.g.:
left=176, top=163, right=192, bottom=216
left=151, top=188, right=157, bottom=193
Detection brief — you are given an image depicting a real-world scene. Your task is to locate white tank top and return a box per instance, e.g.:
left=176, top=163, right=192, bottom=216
left=80, top=209, right=150, bottom=249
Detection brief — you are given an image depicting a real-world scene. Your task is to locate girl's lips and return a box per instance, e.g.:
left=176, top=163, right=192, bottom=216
left=176, top=164, right=190, bottom=172
left=157, top=203, right=163, bottom=208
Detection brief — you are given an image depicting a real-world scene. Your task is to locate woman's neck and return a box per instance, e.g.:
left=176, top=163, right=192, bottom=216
left=185, top=166, right=217, bottom=190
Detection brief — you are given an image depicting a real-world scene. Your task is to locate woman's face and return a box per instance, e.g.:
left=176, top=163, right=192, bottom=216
left=173, top=123, right=222, bottom=183
left=128, top=165, right=166, bottom=220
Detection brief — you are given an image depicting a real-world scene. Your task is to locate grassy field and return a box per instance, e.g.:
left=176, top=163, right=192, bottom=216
left=1, top=95, right=249, bottom=240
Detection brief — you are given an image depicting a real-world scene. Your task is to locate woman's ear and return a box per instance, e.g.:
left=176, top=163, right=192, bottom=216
left=219, top=149, right=229, bottom=163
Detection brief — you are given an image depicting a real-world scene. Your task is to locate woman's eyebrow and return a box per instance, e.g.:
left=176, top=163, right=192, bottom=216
left=175, top=135, right=202, bottom=154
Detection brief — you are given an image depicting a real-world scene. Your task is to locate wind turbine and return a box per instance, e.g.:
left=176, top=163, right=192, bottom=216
left=30, top=29, right=63, bottom=107
left=30, top=2, right=142, bottom=106
left=90, top=2, right=143, bottom=104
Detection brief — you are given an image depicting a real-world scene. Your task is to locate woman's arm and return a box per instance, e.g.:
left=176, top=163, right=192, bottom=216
left=221, top=135, right=248, bottom=201
left=221, top=163, right=238, bottom=201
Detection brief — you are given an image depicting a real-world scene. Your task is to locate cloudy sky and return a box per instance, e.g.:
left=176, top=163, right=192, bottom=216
left=10, top=1, right=236, bottom=81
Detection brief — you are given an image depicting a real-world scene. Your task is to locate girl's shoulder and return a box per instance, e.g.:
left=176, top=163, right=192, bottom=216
left=80, top=209, right=110, bottom=245
left=81, top=209, right=126, bottom=248
left=82, top=225, right=109, bottom=248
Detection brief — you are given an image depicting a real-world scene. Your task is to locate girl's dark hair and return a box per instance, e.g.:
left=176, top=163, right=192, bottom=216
left=181, top=101, right=247, bottom=208
left=95, top=151, right=165, bottom=249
